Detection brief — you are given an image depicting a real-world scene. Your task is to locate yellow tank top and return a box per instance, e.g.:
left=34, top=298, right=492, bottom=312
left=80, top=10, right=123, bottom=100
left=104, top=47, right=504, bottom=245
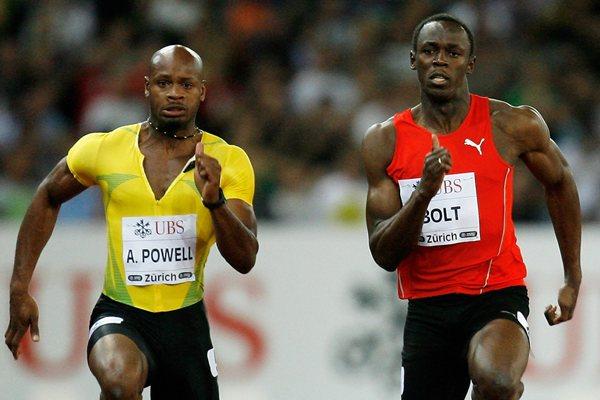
left=66, top=123, right=254, bottom=312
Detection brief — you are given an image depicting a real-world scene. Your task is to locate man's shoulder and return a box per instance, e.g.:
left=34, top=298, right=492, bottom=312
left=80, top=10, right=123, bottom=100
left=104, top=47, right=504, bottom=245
left=362, top=116, right=396, bottom=170
left=363, top=116, right=396, bottom=147
left=79, top=123, right=140, bottom=144
left=109, top=123, right=141, bottom=136
left=202, top=131, right=251, bottom=163
left=201, top=130, right=228, bottom=148
left=96, top=123, right=140, bottom=146
left=489, top=99, right=546, bottom=137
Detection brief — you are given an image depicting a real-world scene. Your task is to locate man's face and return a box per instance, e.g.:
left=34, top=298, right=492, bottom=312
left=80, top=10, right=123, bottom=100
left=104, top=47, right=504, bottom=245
left=410, top=21, right=475, bottom=101
left=145, top=57, right=206, bottom=130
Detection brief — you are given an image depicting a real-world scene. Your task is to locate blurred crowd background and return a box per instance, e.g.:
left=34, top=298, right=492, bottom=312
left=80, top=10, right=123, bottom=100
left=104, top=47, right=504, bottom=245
left=0, top=0, right=598, bottom=223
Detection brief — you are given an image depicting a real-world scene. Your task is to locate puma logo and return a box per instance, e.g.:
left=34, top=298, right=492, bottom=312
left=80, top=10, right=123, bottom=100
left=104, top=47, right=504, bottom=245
left=464, top=138, right=484, bottom=155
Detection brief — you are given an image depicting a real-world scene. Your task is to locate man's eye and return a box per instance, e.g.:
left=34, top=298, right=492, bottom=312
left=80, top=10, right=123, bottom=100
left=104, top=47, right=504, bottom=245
left=183, top=82, right=193, bottom=89
left=158, top=81, right=169, bottom=87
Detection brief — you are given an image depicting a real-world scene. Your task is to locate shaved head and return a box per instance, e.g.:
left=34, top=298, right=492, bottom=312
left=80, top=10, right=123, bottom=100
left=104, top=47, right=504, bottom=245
left=149, top=45, right=204, bottom=78
left=145, top=44, right=206, bottom=134
left=412, top=14, right=474, bottom=56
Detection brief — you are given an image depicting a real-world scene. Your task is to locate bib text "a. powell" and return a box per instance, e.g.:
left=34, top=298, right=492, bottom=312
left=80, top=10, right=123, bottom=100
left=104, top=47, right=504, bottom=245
left=122, top=214, right=197, bottom=285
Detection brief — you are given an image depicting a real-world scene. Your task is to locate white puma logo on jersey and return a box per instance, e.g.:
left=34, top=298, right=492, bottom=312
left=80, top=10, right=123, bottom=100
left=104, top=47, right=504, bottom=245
left=464, top=138, right=485, bottom=155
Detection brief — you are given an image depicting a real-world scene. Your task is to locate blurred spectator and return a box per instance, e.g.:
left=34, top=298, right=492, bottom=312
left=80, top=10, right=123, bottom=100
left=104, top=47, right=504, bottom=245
left=289, top=45, right=360, bottom=115
left=147, top=0, right=203, bottom=36
left=80, top=66, right=146, bottom=132
left=0, top=0, right=598, bottom=224
left=308, top=149, right=367, bottom=224
left=0, top=143, right=36, bottom=220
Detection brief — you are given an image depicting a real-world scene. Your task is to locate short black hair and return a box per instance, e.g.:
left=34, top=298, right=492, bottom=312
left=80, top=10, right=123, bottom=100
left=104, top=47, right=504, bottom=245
left=412, top=13, right=475, bottom=57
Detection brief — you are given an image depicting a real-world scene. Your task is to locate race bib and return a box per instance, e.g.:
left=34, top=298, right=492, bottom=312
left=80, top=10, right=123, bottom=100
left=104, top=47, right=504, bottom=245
left=399, top=172, right=480, bottom=247
left=122, top=214, right=197, bottom=285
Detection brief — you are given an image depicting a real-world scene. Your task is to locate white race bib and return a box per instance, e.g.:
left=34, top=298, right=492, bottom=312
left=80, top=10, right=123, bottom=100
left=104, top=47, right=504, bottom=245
left=122, top=214, right=197, bottom=286
left=399, top=172, right=480, bottom=247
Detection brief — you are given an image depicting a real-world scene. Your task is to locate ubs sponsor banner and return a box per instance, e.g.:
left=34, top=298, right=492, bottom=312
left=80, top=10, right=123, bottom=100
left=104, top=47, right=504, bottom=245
left=0, top=223, right=598, bottom=400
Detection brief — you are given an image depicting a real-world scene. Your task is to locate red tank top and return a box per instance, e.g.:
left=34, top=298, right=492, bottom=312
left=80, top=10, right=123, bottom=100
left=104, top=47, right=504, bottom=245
left=386, top=94, right=526, bottom=299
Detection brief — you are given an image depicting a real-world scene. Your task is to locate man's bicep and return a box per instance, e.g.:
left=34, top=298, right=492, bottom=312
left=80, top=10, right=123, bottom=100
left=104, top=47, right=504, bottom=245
left=514, top=107, right=568, bottom=188
left=361, top=122, right=400, bottom=232
left=43, top=158, right=89, bottom=205
left=226, top=199, right=258, bottom=236
left=366, top=177, right=402, bottom=232
left=521, top=138, right=569, bottom=189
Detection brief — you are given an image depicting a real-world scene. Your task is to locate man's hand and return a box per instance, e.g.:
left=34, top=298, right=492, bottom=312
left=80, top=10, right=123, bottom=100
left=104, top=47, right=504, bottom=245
left=544, top=283, right=579, bottom=326
left=194, top=142, right=222, bottom=204
left=417, top=134, right=452, bottom=198
left=5, top=292, right=39, bottom=360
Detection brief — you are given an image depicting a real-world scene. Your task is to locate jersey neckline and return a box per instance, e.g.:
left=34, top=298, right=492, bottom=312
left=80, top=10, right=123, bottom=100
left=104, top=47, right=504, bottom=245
left=407, top=94, right=476, bottom=138
left=134, top=122, right=200, bottom=203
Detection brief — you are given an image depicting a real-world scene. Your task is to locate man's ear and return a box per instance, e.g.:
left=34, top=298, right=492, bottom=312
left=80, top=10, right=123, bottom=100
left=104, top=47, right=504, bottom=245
left=144, top=76, right=150, bottom=97
left=466, top=56, right=476, bottom=75
left=409, top=50, right=416, bottom=70
left=200, top=79, right=207, bottom=102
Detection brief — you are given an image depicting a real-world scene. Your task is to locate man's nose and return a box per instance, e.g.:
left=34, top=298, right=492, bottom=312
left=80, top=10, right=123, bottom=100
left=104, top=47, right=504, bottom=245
left=433, top=52, right=448, bottom=66
left=167, top=85, right=184, bottom=99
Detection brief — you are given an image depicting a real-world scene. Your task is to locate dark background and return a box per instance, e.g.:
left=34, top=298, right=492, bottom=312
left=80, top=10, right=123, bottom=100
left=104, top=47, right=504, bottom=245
left=1, top=0, right=598, bottom=223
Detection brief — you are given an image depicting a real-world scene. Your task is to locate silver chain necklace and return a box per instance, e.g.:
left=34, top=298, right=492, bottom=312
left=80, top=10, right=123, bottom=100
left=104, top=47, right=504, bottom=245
left=146, top=119, right=201, bottom=140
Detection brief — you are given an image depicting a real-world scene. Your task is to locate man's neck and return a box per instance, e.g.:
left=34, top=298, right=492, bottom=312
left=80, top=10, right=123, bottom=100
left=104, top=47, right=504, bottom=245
left=148, top=118, right=199, bottom=140
left=417, top=90, right=471, bottom=134
left=142, top=119, right=201, bottom=153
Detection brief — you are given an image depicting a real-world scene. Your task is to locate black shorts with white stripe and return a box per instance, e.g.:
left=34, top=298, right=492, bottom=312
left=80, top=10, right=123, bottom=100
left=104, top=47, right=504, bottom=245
left=88, top=294, right=219, bottom=400
left=401, top=285, right=530, bottom=400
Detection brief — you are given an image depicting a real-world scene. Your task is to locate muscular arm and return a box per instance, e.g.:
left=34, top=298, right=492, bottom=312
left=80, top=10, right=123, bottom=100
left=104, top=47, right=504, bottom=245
left=209, top=199, right=258, bottom=274
left=362, top=122, right=451, bottom=270
left=512, top=106, right=582, bottom=324
left=10, top=159, right=87, bottom=293
left=6, top=158, right=87, bottom=358
left=195, top=143, right=258, bottom=274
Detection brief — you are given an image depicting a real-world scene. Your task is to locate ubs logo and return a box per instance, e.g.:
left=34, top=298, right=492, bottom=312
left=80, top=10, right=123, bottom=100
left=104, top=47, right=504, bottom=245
left=134, top=220, right=152, bottom=238
left=437, top=178, right=463, bottom=195
left=409, top=179, right=463, bottom=195
left=155, top=220, right=185, bottom=235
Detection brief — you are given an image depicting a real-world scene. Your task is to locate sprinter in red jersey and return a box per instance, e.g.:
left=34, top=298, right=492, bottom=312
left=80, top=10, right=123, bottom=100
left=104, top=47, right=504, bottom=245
left=362, top=14, right=581, bottom=400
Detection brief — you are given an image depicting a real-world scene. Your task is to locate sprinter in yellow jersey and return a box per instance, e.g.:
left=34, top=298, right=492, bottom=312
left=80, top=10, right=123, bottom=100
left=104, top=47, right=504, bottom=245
left=6, top=45, right=258, bottom=399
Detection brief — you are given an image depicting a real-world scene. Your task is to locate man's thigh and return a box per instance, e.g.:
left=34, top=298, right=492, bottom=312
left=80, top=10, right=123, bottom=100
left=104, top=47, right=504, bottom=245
left=88, top=332, right=148, bottom=373
left=466, top=286, right=530, bottom=377
left=468, top=319, right=529, bottom=394
left=401, top=297, right=471, bottom=400
left=87, top=295, right=158, bottom=387
left=150, top=362, right=219, bottom=400
left=402, top=352, right=471, bottom=400
left=150, top=300, right=219, bottom=400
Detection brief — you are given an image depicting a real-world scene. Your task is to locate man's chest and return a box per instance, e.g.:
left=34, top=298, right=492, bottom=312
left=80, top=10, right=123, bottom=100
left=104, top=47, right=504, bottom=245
left=143, top=155, right=193, bottom=199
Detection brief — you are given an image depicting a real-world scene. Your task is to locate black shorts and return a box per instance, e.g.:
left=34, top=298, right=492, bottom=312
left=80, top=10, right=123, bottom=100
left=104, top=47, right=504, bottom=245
left=88, top=294, right=219, bottom=400
left=401, top=285, right=530, bottom=400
